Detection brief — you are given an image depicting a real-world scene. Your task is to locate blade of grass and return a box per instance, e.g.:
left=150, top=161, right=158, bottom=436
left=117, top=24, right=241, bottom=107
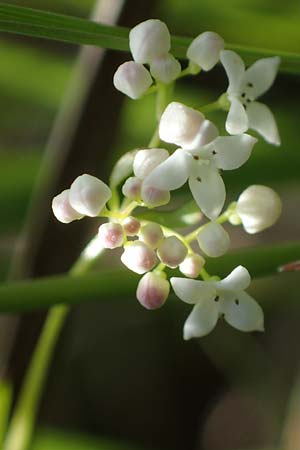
left=0, top=3, right=299, bottom=73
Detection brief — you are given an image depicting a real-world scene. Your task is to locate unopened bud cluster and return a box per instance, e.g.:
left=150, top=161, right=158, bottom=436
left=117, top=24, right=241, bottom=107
left=53, top=19, right=283, bottom=340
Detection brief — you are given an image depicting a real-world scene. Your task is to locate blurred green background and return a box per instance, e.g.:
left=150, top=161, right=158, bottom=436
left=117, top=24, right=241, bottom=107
left=0, top=1, right=299, bottom=449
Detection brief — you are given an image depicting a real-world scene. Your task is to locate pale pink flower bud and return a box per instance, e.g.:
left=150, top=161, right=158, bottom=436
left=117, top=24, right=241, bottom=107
left=113, top=61, right=152, bottom=99
left=136, top=272, right=170, bottom=310
left=129, top=19, right=170, bottom=64
left=98, top=222, right=124, bottom=249
left=236, top=185, right=282, bottom=234
left=187, top=31, right=224, bottom=71
left=122, top=176, right=142, bottom=200
left=140, top=222, right=164, bottom=248
left=69, top=174, right=112, bottom=217
left=197, top=222, right=230, bottom=257
left=141, top=184, right=170, bottom=207
left=52, top=189, right=83, bottom=223
left=150, top=54, right=181, bottom=84
left=157, top=236, right=188, bottom=268
left=122, top=216, right=141, bottom=236
left=133, top=148, right=169, bottom=180
left=121, top=241, right=158, bottom=274
left=179, top=254, right=205, bottom=278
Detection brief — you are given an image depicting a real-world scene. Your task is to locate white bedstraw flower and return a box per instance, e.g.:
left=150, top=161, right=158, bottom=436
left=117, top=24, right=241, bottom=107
left=144, top=133, right=257, bottom=220
left=157, top=236, right=188, bottom=268
left=187, top=31, right=224, bottom=71
left=171, top=265, right=264, bottom=339
left=113, top=61, right=152, bottom=99
left=236, top=185, right=282, bottom=234
left=69, top=174, right=112, bottom=217
left=52, top=189, right=83, bottom=223
left=159, top=102, right=218, bottom=149
left=122, top=216, right=141, bottom=236
left=179, top=254, right=205, bottom=278
left=98, top=222, right=124, bottom=249
left=121, top=241, right=158, bottom=274
left=220, top=50, right=281, bottom=145
left=150, top=54, right=181, bottom=84
left=136, top=272, right=170, bottom=310
left=129, top=19, right=170, bottom=64
left=139, top=222, right=164, bottom=249
left=122, top=177, right=142, bottom=200
left=197, top=222, right=230, bottom=257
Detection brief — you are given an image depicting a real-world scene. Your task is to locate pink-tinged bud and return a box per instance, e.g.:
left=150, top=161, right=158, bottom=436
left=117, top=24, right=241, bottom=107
left=121, top=241, right=158, bottom=274
left=129, top=19, right=170, bottom=64
left=187, top=31, right=224, bottom=71
left=157, top=236, right=188, bottom=268
left=52, top=189, right=83, bottom=224
left=113, top=61, right=152, bottom=99
left=141, top=184, right=170, bottom=207
left=133, top=148, right=169, bottom=180
left=140, top=222, right=164, bottom=249
left=122, top=176, right=142, bottom=201
left=98, top=222, right=124, bottom=249
left=122, top=216, right=141, bottom=236
left=150, top=54, right=181, bottom=84
left=179, top=254, right=205, bottom=278
left=136, top=272, right=170, bottom=310
left=69, top=174, right=112, bottom=217
left=197, top=222, right=230, bottom=257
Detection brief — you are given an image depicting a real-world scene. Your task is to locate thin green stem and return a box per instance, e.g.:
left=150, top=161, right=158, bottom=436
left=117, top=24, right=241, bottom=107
left=199, top=100, right=222, bottom=114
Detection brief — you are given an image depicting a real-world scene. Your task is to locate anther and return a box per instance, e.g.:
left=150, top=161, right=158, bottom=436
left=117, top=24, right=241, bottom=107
left=247, top=82, right=253, bottom=88
left=196, top=176, right=202, bottom=182
left=214, top=296, right=219, bottom=302
left=193, top=155, right=199, bottom=160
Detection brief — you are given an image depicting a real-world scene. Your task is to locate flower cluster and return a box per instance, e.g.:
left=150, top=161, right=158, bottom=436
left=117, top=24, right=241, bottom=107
left=52, top=20, right=282, bottom=340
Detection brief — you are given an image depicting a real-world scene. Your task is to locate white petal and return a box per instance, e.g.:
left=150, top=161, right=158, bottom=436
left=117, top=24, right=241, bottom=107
left=187, top=31, right=224, bottom=71
left=183, top=301, right=219, bottom=339
left=188, top=164, right=226, bottom=220
left=215, top=265, right=251, bottom=292
left=187, top=120, right=219, bottom=150
left=171, top=277, right=216, bottom=304
left=129, top=19, right=170, bottom=64
left=220, top=50, right=245, bottom=93
left=150, top=53, right=181, bottom=84
left=69, top=174, right=112, bottom=217
left=197, top=222, right=230, bottom=258
left=243, top=56, right=280, bottom=99
left=133, top=148, right=169, bottom=179
left=209, top=134, right=257, bottom=170
left=222, top=291, right=264, bottom=332
left=246, top=101, right=281, bottom=146
left=143, top=149, right=191, bottom=191
left=226, top=97, right=248, bottom=135
left=113, top=61, right=152, bottom=99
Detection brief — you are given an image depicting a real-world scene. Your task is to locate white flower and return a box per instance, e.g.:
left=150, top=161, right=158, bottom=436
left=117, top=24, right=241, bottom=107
left=236, top=185, right=282, bottom=234
left=171, top=265, right=264, bottom=339
left=144, top=134, right=257, bottom=220
left=136, top=272, right=170, bottom=310
left=157, top=236, right=188, bottom=268
left=121, top=241, right=158, bottom=274
left=187, top=31, right=224, bottom=71
left=129, top=19, right=171, bottom=64
left=179, top=254, right=205, bottom=279
left=139, top=222, right=164, bottom=249
left=113, top=61, right=152, bottom=99
left=52, top=189, right=83, bottom=224
left=150, top=54, right=181, bottom=84
left=69, top=174, right=112, bottom=217
left=98, top=222, right=124, bottom=249
left=197, top=221, right=230, bottom=257
left=122, top=216, right=141, bottom=236
left=220, top=50, right=281, bottom=145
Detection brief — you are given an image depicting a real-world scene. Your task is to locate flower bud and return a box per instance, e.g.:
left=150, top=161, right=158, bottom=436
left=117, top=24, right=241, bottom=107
left=179, top=254, right=205, bottom=278
left=113, top=61, right=152, bottom=99
left=121, top=241, right=158, bottom=274
left=52, top=189, right=83, bottom=223
left=136, top=272, right=170, bottom=310
left=133, top=148, right=169, bottom=180
left=150, top=53, right=181, bottom=84
left=197, top=222, right=230, bottom=257
left=236, top=185, right=282, bottom=234
left=187, top=31, right=224, bottom=71
left=141, top=184, right=170, bottom=207
left=140, top=222, right=164, bottom=249
left=129, top=19, right=170, bottom=64
left=69, top=174, right=112, bottom=217
left=122, top=216, right=141, bottom=236
left=122, top=176, right=142, bottom=200
left=159, top=102, right=205, bottom=148
left=98, top=222, right=124, bottom=249
left=157, top=236, right=188, bottom=268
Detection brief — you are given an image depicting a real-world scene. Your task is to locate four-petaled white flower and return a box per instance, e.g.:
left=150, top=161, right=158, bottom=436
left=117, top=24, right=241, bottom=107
left=220, top=50, right=281, bottom=145
left=171, top=266, right=264, bottom=340
left=144, top=133, right=257, bottom=220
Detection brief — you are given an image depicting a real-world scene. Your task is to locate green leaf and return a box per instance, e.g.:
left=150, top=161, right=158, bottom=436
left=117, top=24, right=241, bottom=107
left=0, top=380, right=12, bottom=446
left=0, top=241, right=298, bottom=313
left=0, top=3, right=299, bottom=73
